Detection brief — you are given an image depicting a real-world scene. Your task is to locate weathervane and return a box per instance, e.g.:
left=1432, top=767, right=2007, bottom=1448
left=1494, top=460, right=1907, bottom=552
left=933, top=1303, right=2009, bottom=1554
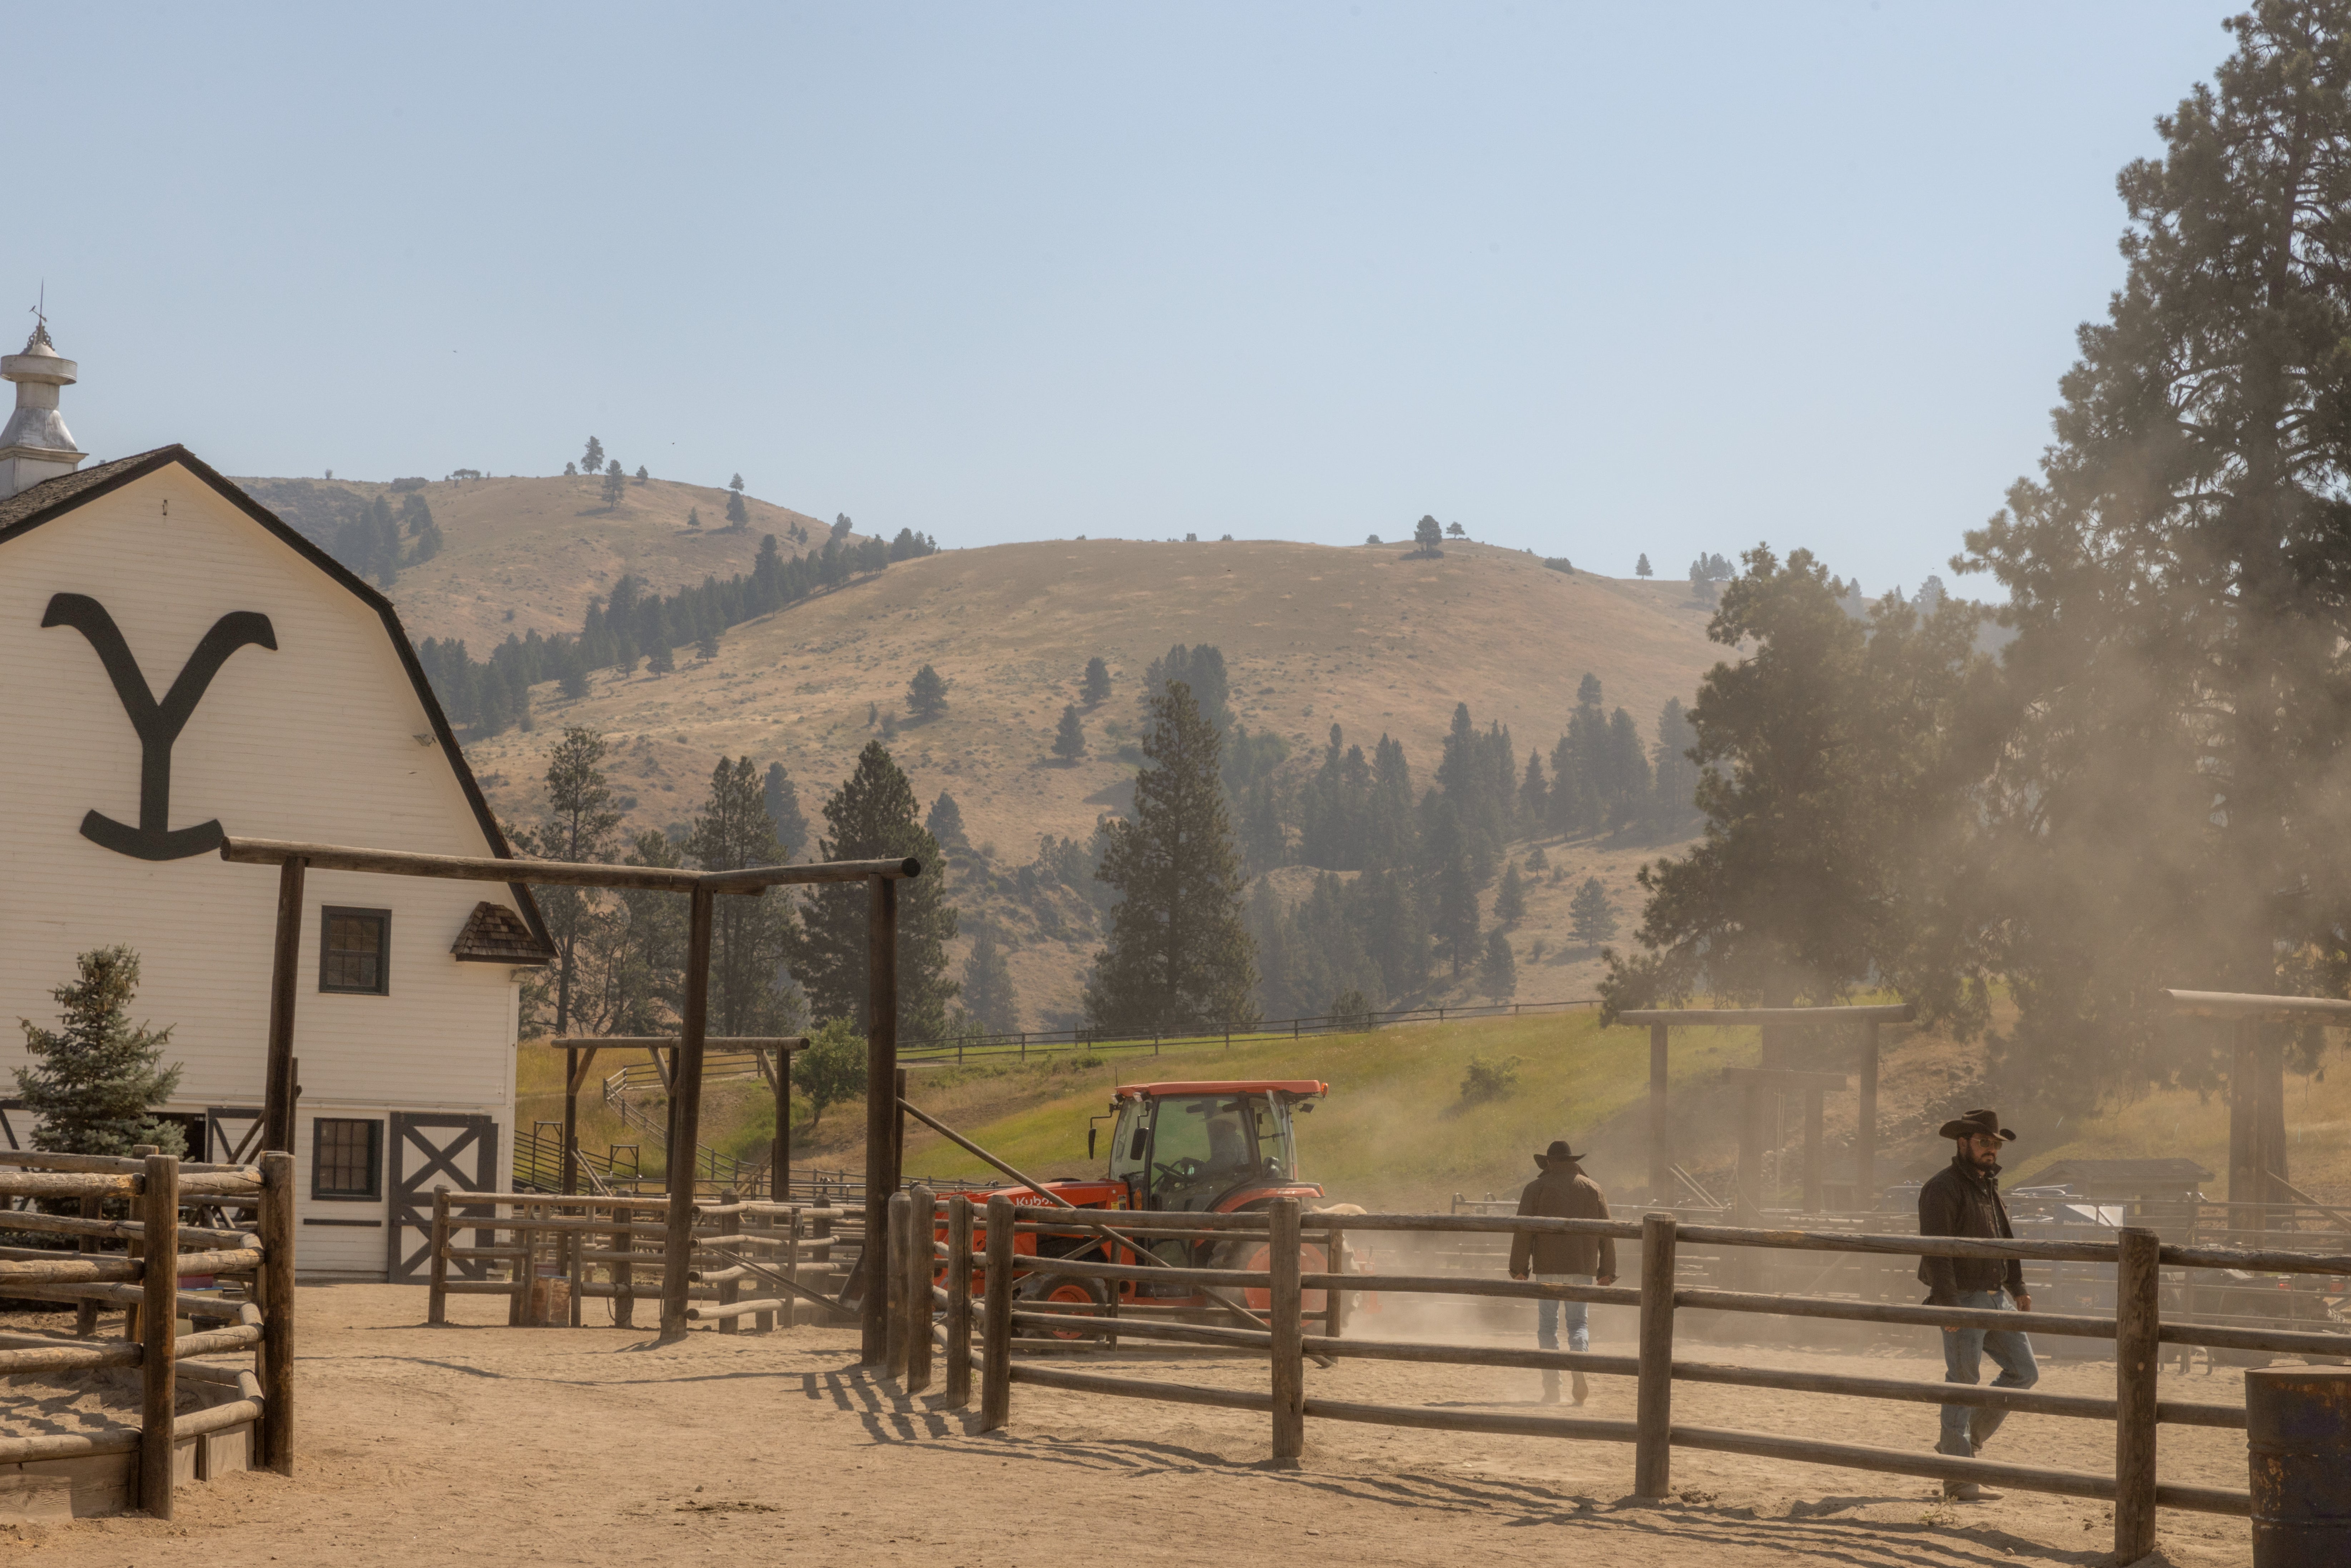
left=27, top=281, right=49, bottom=348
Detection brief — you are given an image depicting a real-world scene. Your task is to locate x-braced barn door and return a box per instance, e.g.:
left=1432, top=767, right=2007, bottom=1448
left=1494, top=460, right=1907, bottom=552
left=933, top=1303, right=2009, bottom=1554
left=205, top=1107, right=265, bottom=1165
left=386, top=1113, right=501, bottom=1284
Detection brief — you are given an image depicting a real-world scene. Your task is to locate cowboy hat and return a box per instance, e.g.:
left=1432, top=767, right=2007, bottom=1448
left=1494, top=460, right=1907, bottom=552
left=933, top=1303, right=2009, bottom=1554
left=1937, top=1108, right=2016, bottom=1143
left=1533, top=1139, right=1588, bottom=1168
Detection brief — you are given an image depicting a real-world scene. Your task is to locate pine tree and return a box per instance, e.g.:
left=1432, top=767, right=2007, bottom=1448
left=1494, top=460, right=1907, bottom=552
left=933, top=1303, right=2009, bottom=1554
left=686, top=506, right=701, bottom=530
left=696, top=625, right=721, bottom=661
left=1519, top=750, right=1549, bottom=828
left=1606, top=707, right=1652, bottom=826
left=725, top=489, right=749, bottom=529
left=1081, top=655, right=1111, bottom=707
left=1651, top=697, right=1699, bottom=826
left=1412, top=514, right=1444, bottom=556
left=603, top=460, right=625, bottom=509
left=519, top=727, right=623, bottom=1034
left=1570, top=877, right=1618, bottom=947
left=14, top=946, right=185, bottom=1156
left=1084, top=681, right=1259, bottom=1031
left=635, top=464, right=649, bottom=483
left=688, top=757, right=805, bottom=1038
left=1051, top=703, right=1086, bottom=763
left=1425, top=797, right=1482, bottom=980
left=925, top=790, right=967, bottom=850
left=646, top=638, right=676, bottom=675
left=1477, top=929, right=1517, bottom=1001
left=763, top=762, right=809, bottom=859
left=1494, top=862, right=1528, bottom=925
left=1446, top=521, right=1467, bottom=538
left=1636, top=553, right=1653, bottom=578
left=961, top=922, right=1019, bottom=1034
left=907, top=664, right=950, bottom=720
left=582, top=436, right=604, bottom=473
left=788, top=742, right=958, bottom=1036
left=1142, top=644, right=1231, bottom=733
left=595, top=829, right=689, bottom=1034
left=730, top=473, right=745, bottom=493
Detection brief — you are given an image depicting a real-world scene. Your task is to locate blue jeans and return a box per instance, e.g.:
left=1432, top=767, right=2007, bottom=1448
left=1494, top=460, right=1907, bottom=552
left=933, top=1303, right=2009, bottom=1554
left=1938, top=1288, right=2039, bottom=1456
left=1535, top=1273, right=1592, bottom=1354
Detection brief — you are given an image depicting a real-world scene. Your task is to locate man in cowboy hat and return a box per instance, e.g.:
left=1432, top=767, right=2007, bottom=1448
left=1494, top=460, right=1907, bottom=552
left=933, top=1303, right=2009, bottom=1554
left=1508, top=1139, right=1617, bottom=1405
left=1918, top=1107, right=2039, bottom=1500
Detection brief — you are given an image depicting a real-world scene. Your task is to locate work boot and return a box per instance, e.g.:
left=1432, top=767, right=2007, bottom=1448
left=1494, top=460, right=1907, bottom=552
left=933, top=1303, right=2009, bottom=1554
left=1571, top=1371, right=1589, bottom=1406
left=1540, top=1370, right=1561, bottom=1404
left=1942, top=1480, right=1981, bottom=1503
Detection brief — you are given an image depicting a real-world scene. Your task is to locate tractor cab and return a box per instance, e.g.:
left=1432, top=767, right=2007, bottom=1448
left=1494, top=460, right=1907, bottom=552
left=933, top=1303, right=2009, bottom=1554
left=1102, top=1079, right=1326, bottom=1214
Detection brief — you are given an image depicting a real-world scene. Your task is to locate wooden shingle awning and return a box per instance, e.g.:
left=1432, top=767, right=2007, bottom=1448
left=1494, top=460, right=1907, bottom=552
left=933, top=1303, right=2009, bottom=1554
left=451, top=901, right=555, bottom=964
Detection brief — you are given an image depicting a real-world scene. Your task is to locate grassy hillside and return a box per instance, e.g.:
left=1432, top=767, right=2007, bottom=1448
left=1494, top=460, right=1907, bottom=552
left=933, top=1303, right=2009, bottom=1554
left=235, top=472, right=828, bottom=650
left=458, top=534, right=1724, bottom=1021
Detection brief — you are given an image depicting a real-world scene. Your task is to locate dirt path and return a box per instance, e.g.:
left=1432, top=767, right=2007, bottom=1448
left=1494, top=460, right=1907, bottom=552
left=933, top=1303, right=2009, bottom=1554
left=3, top=1284, right=2256, bottom=1567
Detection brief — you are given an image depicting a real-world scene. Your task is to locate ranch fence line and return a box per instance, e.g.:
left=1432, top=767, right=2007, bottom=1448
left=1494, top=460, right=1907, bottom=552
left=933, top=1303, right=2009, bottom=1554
left=896, top=998, right=1606, bottom=1064
left=423, top=1188, right=867, bottom=1332
left=891, top=1190, right=2351, bottom=1564
left=0, top=1148, right=295, bottom=1520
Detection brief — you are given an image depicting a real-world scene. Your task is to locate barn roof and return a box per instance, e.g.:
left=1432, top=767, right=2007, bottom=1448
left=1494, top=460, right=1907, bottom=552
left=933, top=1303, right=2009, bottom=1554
left=0, top=444, right=552, bottom=952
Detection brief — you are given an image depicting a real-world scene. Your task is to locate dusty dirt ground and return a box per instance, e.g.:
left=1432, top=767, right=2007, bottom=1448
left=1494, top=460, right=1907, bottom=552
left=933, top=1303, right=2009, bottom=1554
left=3, top=1284, right=2258, bottom=1568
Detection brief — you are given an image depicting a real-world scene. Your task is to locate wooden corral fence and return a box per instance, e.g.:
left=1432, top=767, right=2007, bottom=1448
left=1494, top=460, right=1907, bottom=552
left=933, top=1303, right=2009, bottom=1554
left=903, top=1194, right=2351, bottom=1563
left=422, top=1189, right=866, bottom=1331
left=0, top=1149, right=295, bottom=1520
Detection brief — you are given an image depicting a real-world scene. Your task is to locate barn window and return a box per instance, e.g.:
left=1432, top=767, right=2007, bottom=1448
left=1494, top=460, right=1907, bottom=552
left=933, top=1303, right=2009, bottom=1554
left=319, top=907, right=392, bottom=994
left=311, top=1118, right=382, bottom=1200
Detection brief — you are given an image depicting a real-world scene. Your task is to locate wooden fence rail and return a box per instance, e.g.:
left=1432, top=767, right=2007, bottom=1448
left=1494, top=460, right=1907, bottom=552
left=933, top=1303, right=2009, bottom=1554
left=0, top=1150, right=294, bottom=1520
left=934, top=1196, right=2351, bottom=1562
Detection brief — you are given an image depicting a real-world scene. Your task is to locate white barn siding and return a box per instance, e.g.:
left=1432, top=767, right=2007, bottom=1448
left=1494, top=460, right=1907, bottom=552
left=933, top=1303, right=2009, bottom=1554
left=0, top=459, right=535, bottom=1276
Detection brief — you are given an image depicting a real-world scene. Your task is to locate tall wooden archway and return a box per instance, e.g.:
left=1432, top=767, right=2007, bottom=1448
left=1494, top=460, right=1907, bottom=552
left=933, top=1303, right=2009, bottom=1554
left=220, top=834, right=916, bottom=1354
left=2162, top=989, right=2351, bottom=1223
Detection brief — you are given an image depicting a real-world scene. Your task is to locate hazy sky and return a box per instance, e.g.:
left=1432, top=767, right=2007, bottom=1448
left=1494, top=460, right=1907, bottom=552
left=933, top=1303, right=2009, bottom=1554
left=8, top=4, right=2234, bottom=598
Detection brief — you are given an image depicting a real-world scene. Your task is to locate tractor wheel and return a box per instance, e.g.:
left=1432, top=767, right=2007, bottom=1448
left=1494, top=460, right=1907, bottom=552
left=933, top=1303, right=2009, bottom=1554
left=1016, top=1270, right=1109, bottom=1343
left=1207, top=1236, right=1327, bottom=1315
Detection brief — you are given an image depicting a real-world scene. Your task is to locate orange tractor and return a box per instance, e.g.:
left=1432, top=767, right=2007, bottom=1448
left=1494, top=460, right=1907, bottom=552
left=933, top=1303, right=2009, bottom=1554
left=931, top=1079, right=1341, bottom=1322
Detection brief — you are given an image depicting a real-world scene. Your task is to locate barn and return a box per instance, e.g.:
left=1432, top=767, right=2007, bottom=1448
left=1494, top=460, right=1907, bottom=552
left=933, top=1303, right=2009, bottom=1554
left=0, top=325, right=551, bottom=1280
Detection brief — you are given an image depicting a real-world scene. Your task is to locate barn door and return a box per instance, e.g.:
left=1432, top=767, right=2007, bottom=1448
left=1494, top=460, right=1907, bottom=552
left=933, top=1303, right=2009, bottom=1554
left=385, top=1113, right=501, bottom=1283
left=205, top=1107, right=265, bottom=1165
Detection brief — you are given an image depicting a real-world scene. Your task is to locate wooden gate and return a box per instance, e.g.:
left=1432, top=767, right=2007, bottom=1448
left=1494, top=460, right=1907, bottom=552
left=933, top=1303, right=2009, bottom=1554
left=205, top=1106, right=265, bottom=1165
left=386, top=1113, right=500, bottom=1283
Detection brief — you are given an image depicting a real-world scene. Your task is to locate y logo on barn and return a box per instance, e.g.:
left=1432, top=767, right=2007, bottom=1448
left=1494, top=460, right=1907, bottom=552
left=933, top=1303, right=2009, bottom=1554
left=41, top=592, right=277, bottom=860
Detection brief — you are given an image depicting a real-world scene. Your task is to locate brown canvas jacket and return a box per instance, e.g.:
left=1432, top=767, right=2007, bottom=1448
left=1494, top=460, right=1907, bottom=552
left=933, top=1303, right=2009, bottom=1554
left=1508, top=1165, right=1617, bottom=1278
left=1916, top=1156, right=2025, bottom=1304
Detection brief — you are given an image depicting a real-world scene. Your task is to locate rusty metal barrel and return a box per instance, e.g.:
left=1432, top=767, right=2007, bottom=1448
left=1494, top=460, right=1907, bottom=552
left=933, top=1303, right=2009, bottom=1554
left=2247, top=1366, right=2351, bottom=1566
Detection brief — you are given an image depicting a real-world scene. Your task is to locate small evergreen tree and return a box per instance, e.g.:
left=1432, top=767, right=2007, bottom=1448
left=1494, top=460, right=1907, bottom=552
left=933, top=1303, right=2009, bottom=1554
left=518, top=727, right=623, bottom=1034
left=686, top=506, right=701, bottom=530
left=962, top=923, right=1019, bottom=1034
left=725, top=489, right=750, bottom=528
left=688, top=757, right=804, bottom=1037
left=1494, top=862, right=1528, bottom=925
left=1477, top=930, right=1518, bottom=1001
left=1084, top=681, right=1259, bottom=1032
left=1570, top=877, right=1618, bottom=946
left=730, top=473, right=745, bottom=493
left=582, top=436, right=604, bottom=473
left=1636, top=553, right=1653, bottom=578
left=793, top=1016, right=865, bottom=1132
left=1447, top=521, right=1467, bottom=538
left=925, top=790, right=967, bottom=850
left=787, top=742, right=958, bottom=1036
left=907, top=663, right=949, bottom=720
left=695, top=625, right=721, bottom=661
left=565, top=461, right=578, bottom=476
left=1412, top=514, right=1444, bottom=556
left=635, top=464, right=649, bottom=483
left=1051, top=703, right=1086, bottom=763
left=647, top=638, right=676, bottom=675
left=1081, top=655, right=1111, bottom=707
left=15, top=947, right=186, bottom=1156
left=763, top=762, right=809, bottom=859
left=602, top=461, right=625, bottom=509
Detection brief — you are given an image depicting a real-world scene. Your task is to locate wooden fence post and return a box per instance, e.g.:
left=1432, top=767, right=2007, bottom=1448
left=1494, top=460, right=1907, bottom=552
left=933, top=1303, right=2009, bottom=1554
left=980, top=1195, right=1013, bottom=1432
left=1326, top=1225, right=1349, bottom=1340
left=785, top=1206, right=802, bottom=1332
left=904, top=1184, right=934, bottom=1395
left=74, top=1194, right=100, bottom=1338
left=1648, top=1022, right=1671, bottom=1205
left=1634, top=1211, right=1678, bottom=1498
left=258, top=1149, right=296, bottom=1477
left=945, top=1196, right=973, bottom=1408
left=1269, top=1196, right=1304, bottom=1464
left=660, top=884, right=717, bottom=1340
left=2114, top=1226, right=2161, bottom=1560
left=139, top=1153, right=179, bottom=1520
left=612, top=1204, right=635, bottom=1328
left=717, top=1189, right=740, bottom=1336
left=885, top=1189, right=911, bottom=1379
left=428, top=1186, right=451, bottom=1326
left=753, top=1205, right=776, bottom=1334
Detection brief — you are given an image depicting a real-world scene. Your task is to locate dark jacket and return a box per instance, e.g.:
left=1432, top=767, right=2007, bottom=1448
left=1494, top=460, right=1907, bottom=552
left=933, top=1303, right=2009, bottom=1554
left=1916, top=1155, right=2025, bottom=1304
left=1509, top=1165, right=1618, bottom=1278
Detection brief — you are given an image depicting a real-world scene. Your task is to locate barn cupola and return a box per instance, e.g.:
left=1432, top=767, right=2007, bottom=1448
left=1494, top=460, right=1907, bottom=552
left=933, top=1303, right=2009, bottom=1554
left=0, top=317, right=85, bottom=501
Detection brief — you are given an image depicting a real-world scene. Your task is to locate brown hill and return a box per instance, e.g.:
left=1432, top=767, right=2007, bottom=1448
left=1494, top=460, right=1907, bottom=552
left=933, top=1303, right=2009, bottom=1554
left=235, top=472, right=829, bottom=649
left=447, top=533, right=1726, bottom=1024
